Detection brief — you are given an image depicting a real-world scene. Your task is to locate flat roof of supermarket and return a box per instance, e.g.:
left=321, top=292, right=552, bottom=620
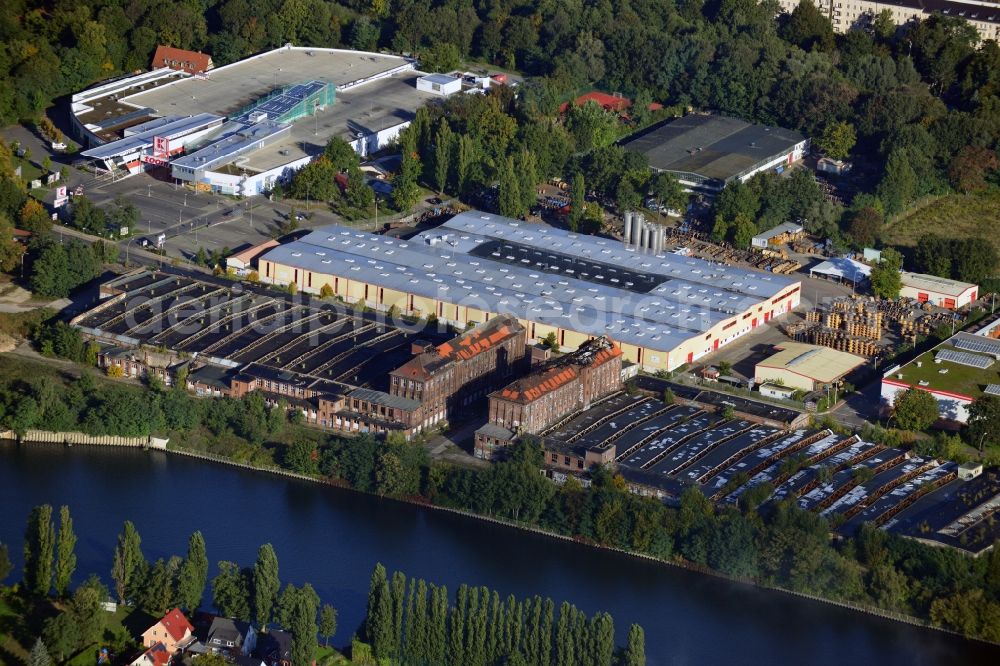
left=123, top=47, right=413, bottom=117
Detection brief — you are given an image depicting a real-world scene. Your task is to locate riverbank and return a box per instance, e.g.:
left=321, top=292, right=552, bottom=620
left=2, top=440, right=996, bottom=665
left=154, top=442, right=989, bottom=647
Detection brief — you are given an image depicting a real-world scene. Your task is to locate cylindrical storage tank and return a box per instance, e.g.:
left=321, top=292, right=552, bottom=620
left=656, top=225, right=665, bottom=253
left=639, top=224, right=649, bottom=250
left=624, top=212, right=633, bottom=244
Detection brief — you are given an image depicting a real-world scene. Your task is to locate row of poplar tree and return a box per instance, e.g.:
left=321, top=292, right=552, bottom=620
left=362, top=563, right=645, bottom=666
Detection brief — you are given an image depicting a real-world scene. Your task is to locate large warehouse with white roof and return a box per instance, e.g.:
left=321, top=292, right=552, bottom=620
left=74, top=44, right=442, bottom=196
left=258, top=212, right=802, bottom=371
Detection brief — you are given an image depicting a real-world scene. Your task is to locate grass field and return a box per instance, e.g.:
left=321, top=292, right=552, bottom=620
left=884, top=191, right=1000, bottom=260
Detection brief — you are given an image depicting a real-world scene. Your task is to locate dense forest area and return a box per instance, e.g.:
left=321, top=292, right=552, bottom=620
left=2, top=1, right=1000, bottom=265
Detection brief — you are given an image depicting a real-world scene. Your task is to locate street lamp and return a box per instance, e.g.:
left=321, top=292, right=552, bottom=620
left=125, top=236, right=136, bottom=266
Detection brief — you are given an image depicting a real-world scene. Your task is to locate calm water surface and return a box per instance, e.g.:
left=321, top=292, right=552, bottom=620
left=0, top=443, right=996, bottom=665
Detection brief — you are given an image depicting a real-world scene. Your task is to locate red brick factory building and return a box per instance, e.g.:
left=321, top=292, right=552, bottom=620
left=475, top=337, right=623, bottom=459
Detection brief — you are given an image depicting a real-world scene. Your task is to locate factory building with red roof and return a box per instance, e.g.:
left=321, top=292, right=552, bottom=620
left=390, top=315, right=528, bottom=429
left=475, top=336, right=623, bottom=459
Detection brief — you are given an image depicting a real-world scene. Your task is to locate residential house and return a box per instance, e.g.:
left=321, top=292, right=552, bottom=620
left=207, top=617, right=257, bottom=659
left=130, top=643, right=170, bottom=666
left=255, top=629, right=292, bottom=666
left=142, top=608, right=195, bottom=652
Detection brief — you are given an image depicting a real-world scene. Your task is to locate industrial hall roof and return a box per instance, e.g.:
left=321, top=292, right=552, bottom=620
left=900, top=271, right=977, bottom=297
left=622, top=114, right=806, bottom=184
left=756, top=342, right=865, bottom=384
left=260, top=211, right=798, bottom=354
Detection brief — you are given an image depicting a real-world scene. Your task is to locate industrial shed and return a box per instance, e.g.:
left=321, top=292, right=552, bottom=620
left=899, top=272, right=977, bottom=310
left=622, top=114, right=809, bottom=193
left=755, top=342, right=866, bottom=391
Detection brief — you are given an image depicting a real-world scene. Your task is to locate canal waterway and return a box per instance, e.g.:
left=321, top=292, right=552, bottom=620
left=0, top=442, right=995, bottom=665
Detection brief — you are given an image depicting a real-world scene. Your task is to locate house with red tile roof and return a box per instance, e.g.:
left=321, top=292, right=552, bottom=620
left=476, top=336, right=623, bottom=459
left=558, top=91, right=663, bottom=117
left=151, top=46, right=214, bottom=75
left=142, top=608, right=195, bottom=653
left=390, top=316, right=528, bottom=430
left=130, top=642, right=171, bottom=666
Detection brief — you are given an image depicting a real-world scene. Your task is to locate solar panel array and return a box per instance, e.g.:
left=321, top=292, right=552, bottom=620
left=953, top=335, right=1000, bottom=358
left=986, top=384, right=1000, bottom=397
left=936, top=349, right=994, bottom=369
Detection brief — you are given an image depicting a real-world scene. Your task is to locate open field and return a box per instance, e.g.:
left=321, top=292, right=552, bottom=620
left=884, top=191, right=1000, bottom=262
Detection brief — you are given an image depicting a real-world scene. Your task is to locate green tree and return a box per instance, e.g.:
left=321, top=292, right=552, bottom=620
left=428, top=583, right=448, bottom=664
left=893, top=388, right=939, bottom=431
left=366, top=563, right=394, bottom=659
left=319, top=603, right=337, bottom=646
left=781, top=0, right=835, bottom=51
left=448, top=584, right=467, bottom=666
left=71, top=575, right=108, bottom=646
left=421, top=42, right=461, bottom=73
left=498, top=155, right=524, bottom=218
left=565, top=101, right=619, bottom=151
left=455, top=134, right=478, bottom=197
left=518, top=149, right=539, bottom=213
left=0, top=542, right=12, bottom=584
left=391, top=571, right=406, bottom=658
left=111, top=520, right=145, bottom=603
left=324, top=137, right=361, bottom=172
left=968, top=395, right=1000, bottom=450
left=24, top=504, right=55, bottom=596
left=392, top=130, right=422, bottom=211
left=948, top=146, right=998, bottom=193
left=569, top=174, right=585, bottom=231
left=137, top=557, right=179, bottom=616
left=877, top=150, right=917, bottom=216
left=252, top=543, right=281, bottom=630
left=731, top=213, right=757, bottom=249
left=847, top=207, right=882, bottom=247
left=815, top=121, right=857, bottom=160
left=213, top=561, right=251, bottom=621
left=288, top=584, right=321, bottom=666
left=870, top=248, right=903, bottom=299
left=624, top=624, right=646, bottom=666
left=176, top=531, right=208, bottom=612
left=53, top=505, right=76, bottom=597
left=42, top=613, right=79, bottom=663
left=345, top=166, right=376, bottom=212
left=29, top=638, right=52, bottom=666
left=434, top=121, right=453, bottom=194
left=650, top=172, right=687, bottom=212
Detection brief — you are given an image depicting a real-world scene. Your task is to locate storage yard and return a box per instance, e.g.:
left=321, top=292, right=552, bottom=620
left=539, top=388, right=998, bottom=555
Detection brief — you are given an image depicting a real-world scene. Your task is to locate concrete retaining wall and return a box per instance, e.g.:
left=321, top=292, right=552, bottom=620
left=0, top=430, right=166, bottom=448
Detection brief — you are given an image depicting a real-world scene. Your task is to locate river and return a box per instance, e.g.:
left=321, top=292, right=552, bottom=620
left=0, top=443, right=995, bottom=665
